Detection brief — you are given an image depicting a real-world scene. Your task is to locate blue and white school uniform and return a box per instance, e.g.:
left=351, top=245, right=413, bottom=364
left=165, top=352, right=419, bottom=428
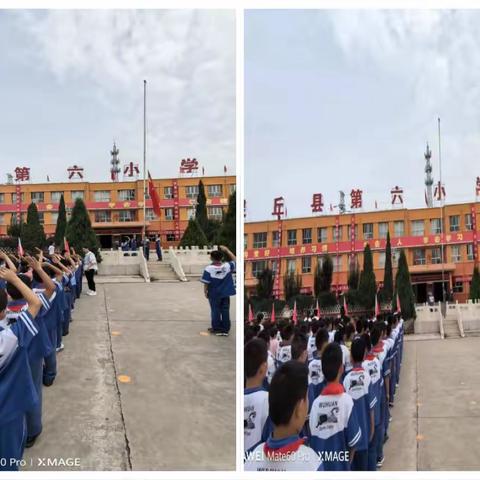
left=343, top=366, right=376, bottom=470
left=266, top=351, right=276, bottom=385
left=200, top=261, right=236, bottom=334
left=245, top=435, right=323, bottom=471
left=307, top=334, right=316, bottom=361
left=0, top=311, right=39, bottom=471
left=307, top=354, right=326, bottom=413
left=244, top=386, right=270, bottom=453
left=309, top=383, right=362, bottom=471
left=275, top=344, right=292, bottom=367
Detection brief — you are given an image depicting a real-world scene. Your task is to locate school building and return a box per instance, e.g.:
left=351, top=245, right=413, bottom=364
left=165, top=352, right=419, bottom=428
left=0, top=175, right=236, bottom=249
left=244, top=202, right=480, bottom=304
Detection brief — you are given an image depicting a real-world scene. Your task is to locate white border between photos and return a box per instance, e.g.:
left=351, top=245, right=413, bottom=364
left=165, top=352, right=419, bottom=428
left=2, top=0, right=480, bottom=479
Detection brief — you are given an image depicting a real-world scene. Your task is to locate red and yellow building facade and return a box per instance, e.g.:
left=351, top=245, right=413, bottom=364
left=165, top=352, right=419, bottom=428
left=0, top=175, right=236, bottom=248
left=245, top=202, right=480, bottom=303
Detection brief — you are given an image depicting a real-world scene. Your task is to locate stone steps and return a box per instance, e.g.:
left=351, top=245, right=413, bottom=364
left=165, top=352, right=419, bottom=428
left=147, top=261, right=179, bottom=282
left=443, top=316, right=461, bottom=338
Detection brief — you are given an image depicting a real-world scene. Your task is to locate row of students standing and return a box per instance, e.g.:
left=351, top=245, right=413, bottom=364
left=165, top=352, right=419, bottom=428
left=244, top=312, right=404, bottom=471
left=0, top=248, right=85, bottom=471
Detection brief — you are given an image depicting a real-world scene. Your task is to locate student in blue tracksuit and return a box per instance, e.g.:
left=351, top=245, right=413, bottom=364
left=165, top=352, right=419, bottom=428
left=0, top=267, right=43, bottom=471
left=7, top=256, right=55, bottom=448
left=201, top=245, right=236, bottom=336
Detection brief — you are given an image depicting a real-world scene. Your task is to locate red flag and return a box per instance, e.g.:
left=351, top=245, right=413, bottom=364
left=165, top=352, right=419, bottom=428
left=17, top=238, right=24, bottom=257
left=292, top=300, right=298, bottom=324
left=396, top=293, right=401, bottom=314
left=248, top=304, right=254, bottom=324
left=148, top=171, right=161, bottom=218
left=375, top=293, right=380, bottom=317
left=271, top=304, right=276, bottom=324
left=315, top=298, right=320, bottom=318
left=64, top=237, right=70, bottom=255
left=343, top=295, right=348, bottom=316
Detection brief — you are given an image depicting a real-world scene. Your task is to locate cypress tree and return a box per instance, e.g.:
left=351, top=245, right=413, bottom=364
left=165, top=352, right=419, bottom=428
left=179, top=218, right=208, bottom=248
left=256, top=267, right=274, bottom=299
left=7, top=214, right=23, bottom=239
left=54, top=194, right=67, bottom=247
left=215, top=190, right=236, bottom=253
left=313, top=260, right=322, bottom=298
left=395, top=249, right=416, bottom=319
left=358, top=244, right=376, bottom=309
left=66, top=198, right=100, bottom=259
left=348, top=258, right=360, bottom=290
left=22, top=202, right=46, bottom=252
left=283, top=271, right=302, bottom=301
left=320, top=255, right=333, bottom=292
left=195, top=180, right=208, bottom=234
left=382, top=231, right=394, bottom=302
left=470, top=266, right=480, bottom=302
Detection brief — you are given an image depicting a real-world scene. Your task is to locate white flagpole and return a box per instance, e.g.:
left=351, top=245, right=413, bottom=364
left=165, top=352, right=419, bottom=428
left=438, top=117, right=446, bottom=303
left=143, top=80, right=147, bottom=240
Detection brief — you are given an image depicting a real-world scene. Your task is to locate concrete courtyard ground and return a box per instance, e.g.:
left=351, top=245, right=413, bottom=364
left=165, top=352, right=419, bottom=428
left=384, top=335, right=480, bottom=471
left=23, top=281, right=236, bottom=471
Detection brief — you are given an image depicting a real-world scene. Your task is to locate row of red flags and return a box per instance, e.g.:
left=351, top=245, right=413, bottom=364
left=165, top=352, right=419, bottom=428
left=247, top=293, right=402, bottom=325
left=17, top=237, right=71, bottom=257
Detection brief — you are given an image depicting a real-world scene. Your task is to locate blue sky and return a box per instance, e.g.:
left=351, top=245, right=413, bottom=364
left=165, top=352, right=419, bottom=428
left=245, top=10, right=480, bottom=221
left=0, top=10, right=235, bottom=183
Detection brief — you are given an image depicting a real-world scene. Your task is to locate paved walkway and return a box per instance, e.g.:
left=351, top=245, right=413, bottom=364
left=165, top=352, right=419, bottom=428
left=384, top=336, right=480, bottom=471
left=23, top=282, right=236, bottom=471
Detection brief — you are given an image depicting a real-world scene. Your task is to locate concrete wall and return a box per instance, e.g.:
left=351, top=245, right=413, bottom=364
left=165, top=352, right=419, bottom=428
left=457, top=301, right=480, bottom=333
left=169, top=246, right=214, bottom=277
left=98, top=249, right=141, bottom=276
left=414, top=304, right=442, bottom=335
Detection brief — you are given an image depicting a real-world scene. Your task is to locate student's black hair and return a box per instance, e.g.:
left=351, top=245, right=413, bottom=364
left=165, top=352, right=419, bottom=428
left=356, top=318, right=365, bottom=334
left=362, top=332, right=372, bottom=352
left=370, top=326, right=382, bottom=347
left=351, top=338, right=367, bottom=363
left=244, top=338, right=268, bottom=379
left=257, top=329, right=270, bottom=346
left=210, top=250, right=223, bottom=262
left=281, top=324, right=294, bottom=342
left=386, top=323, right=392, bottom=337
left=345, top=323, right=355, bottom=339
left=256, top=312, right=265, bottom=323
left=322, top=342, right=343, bottom=382
left=333, top=328, right=344, bottom=344
left=269, top=325, right=278, bottom=339
left=244, top=327, right=256, bottom=345
left=0, top=288, right=7, bottom=312
left=311, top=320, right=320, bottom=335
left=291, top=333, right=308, bottom=361
left=269, top=361, right=308, bottom=426
left=315, top=327, right=329, bottom=351
left=252, top=324, right=261, bottom=336
left=32, top=269, right=43, bottom=284
left=6, top=274, right=32, bottom=300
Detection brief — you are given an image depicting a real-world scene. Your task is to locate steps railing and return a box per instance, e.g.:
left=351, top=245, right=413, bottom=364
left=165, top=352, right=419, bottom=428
left=438, top=302, right=445, bottom=339
left=455, top=301, right=466, bottom=338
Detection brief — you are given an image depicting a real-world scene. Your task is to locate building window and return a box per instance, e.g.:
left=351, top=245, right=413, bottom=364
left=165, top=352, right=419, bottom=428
left=166, top=233, right=176, bottom=242
left=333, top=225, right=343, bottom=242
left=11, top=193, right=25, bottom=204
left=94, top=210, right=111, bottom=223
left=94, top=191, right=111, bottom=202
left=431, top=247, right=442, bottom=264
left=187, top=208, right=195, bottom=220
left=37, top=212, right=44, bottom=225
left=393, top=221, right=404, bottom=237
left=51, top=191, right=63, bottom=203
left=333, top=255, right=342, bottom=272
left=431, top=218, right=442, bottom=234
left=31, top=192, right=44, bottom=204
left=118, top=189, right=135, bottom=201
left=252, top=260, right=267, bottom=278
left=244, top=234, right=248, bottom=250
left=71, top=191, right=84, bottom=201
left=208, top=207, right=223, bottom=221
left=467, top=244, right=475, bottom=261
left=363, top=223, right=373, bottom=240
left=271, top=260, right=278, bottom=275
left=253, top=232, right=267, bottom=248
left=453, top=281, right=463, bottom=293
left=302, top=228, right=312, bottom=244
left=145, top=209, right=156, bottom=221
left=50, top=212, right=58, bottom=225
left=272, top=230, right=281, bottom=247
left=287, top=230, right=297, bottom=246
left=229, top=184, right=236, bottom=195
left=451, top=245, right=461, bottom=263
left=165, top=208, right=174, bottom=220
left=185, top=185, right=199, bottom=199
left=465, top=213, right=473, bottom=231
left=377, top=222, right=388, bottom=239
left=413, top=248, right=426, bottom=265
left=378, top=252, right=386, bottom=268
left=164, top=187, right=173, bottom=199
left=207, top=185, right=223, bottom=197
left=0, top=194, right=4, bottom=204
left=449, top=215, right=460, bottom=232
left=0, top=213, right=4, bottom=225
left=302, top=256, right=312, bottom=274
left=118, top=210, right=135, bottom=222
left=411, top=220, right=424, bottom=236
left=287, top=258, right=297, bottom=274
left=317, top=227, right=327, bottom=243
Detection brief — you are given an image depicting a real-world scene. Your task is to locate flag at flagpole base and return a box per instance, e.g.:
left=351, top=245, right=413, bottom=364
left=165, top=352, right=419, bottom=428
left=248, top=303, right=254, bottom=324
left=64, top=237, right=70, bottom=255
left=343, top=295, right=348, bottom=317
left=271, top=303, right=276, bottom=324
left=17, top=238, right=24, bottom=257
left=292, top=300, right=297, bottom=324
left=375, top=293, right=380, bottom=318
